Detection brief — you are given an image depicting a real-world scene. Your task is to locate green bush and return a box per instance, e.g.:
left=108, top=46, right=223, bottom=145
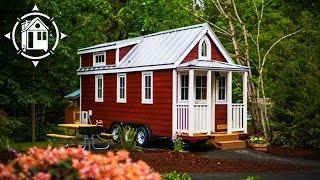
left=173, top=138, right=185, bottom=152
left=118, top=126, right=141, bottom=151
left=0, top=136, right=10, bottom=151
left=245, top=176, right=260, bottom=180
left=0, top=116, right=62, bottom=142
left=162, top=171, right=191, bottom=180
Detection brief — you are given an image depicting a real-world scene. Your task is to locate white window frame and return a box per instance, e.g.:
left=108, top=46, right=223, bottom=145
left=179, top=73, right=189, bottom=102
left=117, top=73, right=127, bottom=103
left=216, top=74, right=227, bottom=103
left=198, top=36, right=211, bottom=60
left=93, top=52, right=106, bottom=66
left=141, top=71, right=153, bottom=104
left=81, top=111, right=88, bottom=124
left=195, top=75, right=207, bottom=104
left=95, top=75, right=104, bottom=102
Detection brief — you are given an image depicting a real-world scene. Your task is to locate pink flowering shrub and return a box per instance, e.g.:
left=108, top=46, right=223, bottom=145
left=0, top=147, right=161, bottom=180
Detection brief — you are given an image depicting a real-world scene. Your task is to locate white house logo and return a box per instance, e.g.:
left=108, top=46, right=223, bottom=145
left=4, top=5, right=67, bottom=67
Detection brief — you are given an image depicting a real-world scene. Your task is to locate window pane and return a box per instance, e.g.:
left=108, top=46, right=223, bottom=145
left=196, top=88, right=201, bottom=99
left=196, top=76, right=201, bottom=87
left=37, top=32, right=41, bottom=40
left=201, top=41, right=207, bottom=57
left=201, top=88, right=207, bottom=99
left=202, top=76, right=207, bottom=87
left=43, top=32, right=46, bottom=40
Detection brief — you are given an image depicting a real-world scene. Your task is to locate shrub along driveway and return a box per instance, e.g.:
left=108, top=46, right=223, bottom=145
left=192, top=148, right=320, bottom=180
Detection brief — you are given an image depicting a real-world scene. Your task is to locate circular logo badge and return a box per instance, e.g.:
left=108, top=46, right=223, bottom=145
left=4, top=5, right=66, bottom=67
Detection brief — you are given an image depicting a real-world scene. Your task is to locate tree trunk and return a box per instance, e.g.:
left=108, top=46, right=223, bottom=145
left=31, top=103, right=36, bottom=142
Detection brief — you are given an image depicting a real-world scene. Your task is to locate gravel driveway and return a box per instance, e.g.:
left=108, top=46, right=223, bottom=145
left=191, top=148, right=320, bottom=180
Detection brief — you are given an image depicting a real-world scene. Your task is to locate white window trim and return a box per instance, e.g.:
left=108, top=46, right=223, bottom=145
left=216, top=74, right=227, bottom=104
left=117, top=73, right=127, bottom=103
left=81, top=111, right=88, bottom=124
left=195, top=74, right=207, bottom=104
left=95, top=75, right=104, bottom=102
left=178, top=72, right=189, bottom=104
left=93, top=51, right=106, bottom=66
left=198, top=36, right=212, bottom=60
left=141, top=71, right=153, bottom=104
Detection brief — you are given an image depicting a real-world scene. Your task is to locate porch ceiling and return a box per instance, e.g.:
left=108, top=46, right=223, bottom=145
left=178, top=59, right=249, bottom=72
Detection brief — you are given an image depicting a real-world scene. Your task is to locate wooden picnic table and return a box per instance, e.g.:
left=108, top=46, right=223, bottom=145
left=58, top=123, right=99, bottom=128
left=57, top=123, right=110, bottom=151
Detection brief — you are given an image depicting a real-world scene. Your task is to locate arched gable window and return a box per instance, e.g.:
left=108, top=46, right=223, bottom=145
left=198, top=36, right=211, bottom=59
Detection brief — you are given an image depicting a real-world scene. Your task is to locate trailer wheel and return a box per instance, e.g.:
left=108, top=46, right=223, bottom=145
left=110, top=124, right=120, bottom=142
left=136, top=126, right=150, bottom=147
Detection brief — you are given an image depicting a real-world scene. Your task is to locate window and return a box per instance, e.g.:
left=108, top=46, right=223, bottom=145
left=95, top=75, right=103, bottom=102
left=180, top=74, right=189, bottom=100
left=141, top=71, right=153, bottom=104
left=196, top=76, right=207, bottom=100
left=43, top=32, right=47, bottom=40
left=81, top=111, right=88, bottom=124
left=117, top=73, right=126, bottom=103
left=201, top=41, right=207, bottom=57
left=93, top=52, right=106, bottom=66
left=217, top=75, right=227, bottom=101
left=37, top=32, right=41, bottom=40
left=198, top=36, right=211, bottom=59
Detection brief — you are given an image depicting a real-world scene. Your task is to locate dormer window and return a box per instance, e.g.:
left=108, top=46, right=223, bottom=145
left=93, top=52, right=106, bottom=66
left=201, top=41, right=207, bottom=57
left=199, top=36, right=211, bottom=59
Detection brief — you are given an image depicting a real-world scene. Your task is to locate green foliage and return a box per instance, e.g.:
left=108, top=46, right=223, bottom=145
left=0, top=117, right=62, bottom=142
left=118, top=126, right=141, bottom=151
left=248, top=136, right=266, bottom=144
left=173, top=138, right=185, bottom=152
left=245, top=176, right=260, bottom=180
left=0, top=136, right=10, bottom=151
left=162, top=171, right=191, bottom=180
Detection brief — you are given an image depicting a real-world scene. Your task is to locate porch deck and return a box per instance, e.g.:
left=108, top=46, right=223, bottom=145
left=178, top=132, right=249, bottom=150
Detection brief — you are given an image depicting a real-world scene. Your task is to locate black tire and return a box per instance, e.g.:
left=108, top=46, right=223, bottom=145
left=136, top=126, right=150, bottom=147
left=110, top=124, right=120, bottom=142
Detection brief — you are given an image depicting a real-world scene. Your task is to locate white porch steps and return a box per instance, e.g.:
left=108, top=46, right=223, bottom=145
left=211, top=133, right=246, bottom=150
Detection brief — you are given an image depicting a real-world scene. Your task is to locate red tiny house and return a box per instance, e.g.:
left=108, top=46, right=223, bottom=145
left=81, top=70, right=173, bottom=138
left=77, top=24, right=249, bottom=146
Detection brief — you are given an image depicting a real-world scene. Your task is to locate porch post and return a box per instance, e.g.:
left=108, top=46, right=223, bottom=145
left=227, top=71, right=233, bottom=134
left=188, top=69, right=195, bottom=136
left=206, top=70, right=212, bottom=135
left=243, top=71, right=248, bottom=133
left=172, top=69, right=177, bottom=139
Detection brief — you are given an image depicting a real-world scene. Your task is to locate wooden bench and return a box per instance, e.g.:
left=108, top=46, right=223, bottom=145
left=46, top=133, right=77, bottom=139
left=99, top=133, right=113, bottom=138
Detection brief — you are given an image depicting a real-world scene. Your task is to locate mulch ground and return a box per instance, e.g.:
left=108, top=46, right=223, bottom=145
left=267, top=146, right=320, bottom=161
left=130, top=150, right=313, bottom=173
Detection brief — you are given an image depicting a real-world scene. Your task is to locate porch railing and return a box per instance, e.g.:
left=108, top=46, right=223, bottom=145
left=176, top=104, right=209, bottom=134
left=231, top=103, right=245, bottom=131
left=194, top=104, right=209, bottom=133
left=176, top=104, right=189, bottom=133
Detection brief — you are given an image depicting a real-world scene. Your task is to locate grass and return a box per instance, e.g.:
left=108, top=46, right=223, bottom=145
left=10, top=139, right=70, bottom=152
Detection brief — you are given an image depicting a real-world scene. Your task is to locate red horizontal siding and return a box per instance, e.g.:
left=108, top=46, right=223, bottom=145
left=81, top=69, right=173, bottom=138
left=215, top=104, right=227, bottom=131
left=106, top=49, right=116, bottom=65
left=81, top=53, right=92, bottom=67
left=119, top=45, right=135, bottom=61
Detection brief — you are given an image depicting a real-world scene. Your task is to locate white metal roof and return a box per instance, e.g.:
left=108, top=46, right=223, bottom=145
left=77, top=23, right=248, bottom=75
left=118, top=24, right=205, bottom=68
left=178, top=59, right=249, bottom=72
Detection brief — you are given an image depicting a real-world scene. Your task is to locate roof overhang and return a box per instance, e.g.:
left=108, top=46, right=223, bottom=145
left=77, top=39, right=141, bottom=55
left=177, top=59, right=249, bottom=72
left=65, top=89, right=80, bottom=100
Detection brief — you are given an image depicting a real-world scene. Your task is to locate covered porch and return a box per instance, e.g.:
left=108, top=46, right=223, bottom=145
left=173, top=59, right=249, bottom=137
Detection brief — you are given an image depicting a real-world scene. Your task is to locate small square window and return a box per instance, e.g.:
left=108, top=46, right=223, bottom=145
left=37, top=32, right=41, bottom=40
left=43, top=32, right=47, bottom=40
